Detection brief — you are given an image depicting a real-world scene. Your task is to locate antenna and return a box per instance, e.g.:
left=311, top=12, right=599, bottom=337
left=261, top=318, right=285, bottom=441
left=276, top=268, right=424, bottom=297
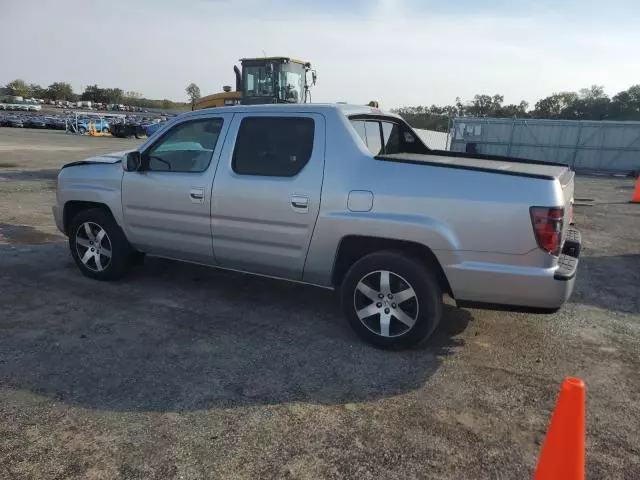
left=262, top=50, right=267, bottom=58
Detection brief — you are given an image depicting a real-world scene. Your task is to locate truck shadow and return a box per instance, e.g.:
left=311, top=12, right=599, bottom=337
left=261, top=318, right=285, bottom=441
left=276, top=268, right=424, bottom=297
left=572, top=254, right=640, bottom=314
left=0, top=250, right=472, bottom=413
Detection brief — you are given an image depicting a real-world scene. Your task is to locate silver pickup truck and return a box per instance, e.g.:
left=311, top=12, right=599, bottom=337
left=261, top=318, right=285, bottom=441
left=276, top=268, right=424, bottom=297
left=53, top=104, right=581, bottom=348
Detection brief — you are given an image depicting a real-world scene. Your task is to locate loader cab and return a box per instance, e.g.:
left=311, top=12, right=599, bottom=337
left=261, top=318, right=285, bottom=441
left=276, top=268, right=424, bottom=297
left=240, top=57, right=314, bottom=105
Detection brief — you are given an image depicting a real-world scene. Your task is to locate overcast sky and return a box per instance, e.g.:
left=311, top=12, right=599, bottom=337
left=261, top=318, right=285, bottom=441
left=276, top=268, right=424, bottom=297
left=2, top=0, right=639, bottom=108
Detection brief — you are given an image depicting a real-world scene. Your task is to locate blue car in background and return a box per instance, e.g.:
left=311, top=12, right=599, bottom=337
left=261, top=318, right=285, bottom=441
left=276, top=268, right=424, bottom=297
left=75, top=118, right=110, bottom=134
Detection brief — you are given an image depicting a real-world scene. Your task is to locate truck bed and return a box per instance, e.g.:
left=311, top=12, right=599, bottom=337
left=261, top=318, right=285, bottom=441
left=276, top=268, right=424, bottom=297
left=378, top=152, right=571, bottom=182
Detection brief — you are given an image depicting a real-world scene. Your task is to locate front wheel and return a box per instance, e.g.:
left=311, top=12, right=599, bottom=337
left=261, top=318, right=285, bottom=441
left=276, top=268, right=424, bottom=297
left=68, top=208, right=133, bottom=281
left=340, top=251, right=443, bottom=349
left=102, top=127, right=110, bottom=133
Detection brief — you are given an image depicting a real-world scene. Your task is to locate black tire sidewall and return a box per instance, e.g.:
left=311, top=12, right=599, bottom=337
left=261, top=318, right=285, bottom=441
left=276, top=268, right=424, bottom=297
left=68, top=208, right=132, bottom=281
left=341, top=251, right=443, bottom=349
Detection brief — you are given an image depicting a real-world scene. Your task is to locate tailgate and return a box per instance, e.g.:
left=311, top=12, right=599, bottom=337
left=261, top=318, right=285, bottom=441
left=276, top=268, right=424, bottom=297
left=560, top=168, right=576, bottom=243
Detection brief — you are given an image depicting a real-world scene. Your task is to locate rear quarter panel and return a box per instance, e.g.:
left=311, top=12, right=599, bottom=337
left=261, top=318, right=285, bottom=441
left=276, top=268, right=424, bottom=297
left=303, top=113, right=565, bottom=290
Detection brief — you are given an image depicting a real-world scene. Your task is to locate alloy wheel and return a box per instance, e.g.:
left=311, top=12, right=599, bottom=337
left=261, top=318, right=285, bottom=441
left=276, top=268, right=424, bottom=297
left=75, top=221, right=112, bottom=272
left=353, top=270, right=419, bottom=338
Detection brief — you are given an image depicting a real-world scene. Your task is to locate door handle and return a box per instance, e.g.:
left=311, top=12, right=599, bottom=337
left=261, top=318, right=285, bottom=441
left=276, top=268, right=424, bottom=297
left=190, top=187, right=205, bottom=203
left=290, top=195, right=309, bottom=213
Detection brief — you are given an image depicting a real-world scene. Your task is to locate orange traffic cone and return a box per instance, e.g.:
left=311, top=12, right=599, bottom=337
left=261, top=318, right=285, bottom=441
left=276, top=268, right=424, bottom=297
left=534, top=377, right=586, bottom=480
left=631, top=176, right=640, bottom=203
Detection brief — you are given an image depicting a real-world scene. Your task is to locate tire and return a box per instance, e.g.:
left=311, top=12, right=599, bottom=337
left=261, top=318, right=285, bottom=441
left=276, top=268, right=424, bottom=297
left=340, top=251, right=443, bottom=349
left=78, top=126, right=87, bottom=134
left=68, top=208, right=133, bottom=281
left=102, top=127, right=110, bottom=133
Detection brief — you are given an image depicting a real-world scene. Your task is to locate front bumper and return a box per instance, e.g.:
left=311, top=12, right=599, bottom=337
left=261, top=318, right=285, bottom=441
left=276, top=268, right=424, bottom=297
left=52, top=204, right=65, bottom=235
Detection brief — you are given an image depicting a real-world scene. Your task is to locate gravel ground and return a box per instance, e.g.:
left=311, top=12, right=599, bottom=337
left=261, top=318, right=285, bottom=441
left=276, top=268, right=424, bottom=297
left=1, top=128, right=639, bottom=479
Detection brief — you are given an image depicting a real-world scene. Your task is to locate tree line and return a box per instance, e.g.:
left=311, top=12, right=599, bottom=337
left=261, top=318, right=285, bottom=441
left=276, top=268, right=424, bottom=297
left=1, top=78, right=189, bottom=110
left=5, top=78, right=640, bottom=123
left=393, top=84, right=640, bottom=131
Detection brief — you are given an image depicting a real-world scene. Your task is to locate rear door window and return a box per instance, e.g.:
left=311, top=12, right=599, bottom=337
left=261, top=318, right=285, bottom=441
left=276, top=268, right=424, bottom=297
left=232, top=117, right=315, bottom=176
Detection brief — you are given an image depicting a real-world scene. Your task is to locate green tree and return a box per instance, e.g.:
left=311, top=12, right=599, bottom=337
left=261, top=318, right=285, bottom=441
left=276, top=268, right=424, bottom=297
left=81, top=84, right=103, bottom=102
left=533, top=92, right=579, bottom=119
left=103, top=88, right=124, bottom=104
left=609, top=85, right=640, bottom=119
left=495, top=100, right=529, bottom=118
left=46, top=82, right=75, bottom=100
left=467, top=94, right=504, bottom=117
left=185, top=83, right=201, bottom=111
left=28, top=83, right=46, bottom=99
left=6, top=79, right=30, bottom=97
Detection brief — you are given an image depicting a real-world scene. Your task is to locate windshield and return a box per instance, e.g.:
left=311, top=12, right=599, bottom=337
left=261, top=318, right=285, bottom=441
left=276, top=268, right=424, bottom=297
left=244, top=66, right=275, bottom=98
left=277, top=63, right=305, bottom=103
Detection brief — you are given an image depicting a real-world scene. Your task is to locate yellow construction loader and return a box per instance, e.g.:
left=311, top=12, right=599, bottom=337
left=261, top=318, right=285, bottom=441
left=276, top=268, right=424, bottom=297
left=196, top=57, right=316, bottom=109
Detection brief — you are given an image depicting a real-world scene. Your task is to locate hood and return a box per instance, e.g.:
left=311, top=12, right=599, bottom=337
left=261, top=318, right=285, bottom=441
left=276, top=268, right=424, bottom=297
left=61, top=150, right=132, bottom=169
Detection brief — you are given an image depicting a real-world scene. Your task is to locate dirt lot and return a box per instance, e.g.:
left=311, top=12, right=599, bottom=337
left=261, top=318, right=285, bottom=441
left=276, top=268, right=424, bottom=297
left=1, top=128, right=639, bottom=479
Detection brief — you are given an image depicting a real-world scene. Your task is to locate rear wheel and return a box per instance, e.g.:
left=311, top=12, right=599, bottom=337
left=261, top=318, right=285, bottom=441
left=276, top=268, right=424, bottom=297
left=78, top=126, right=87, bottom=134
left=340, top=251, right=443, bottom=349
left=68, top=208, right=133, bottom=281
left=102, top=127, right=110, bottom=133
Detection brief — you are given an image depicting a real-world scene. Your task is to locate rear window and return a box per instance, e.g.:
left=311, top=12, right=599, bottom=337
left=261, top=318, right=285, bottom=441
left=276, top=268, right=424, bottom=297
left=350, top=117, right=429, bottom=156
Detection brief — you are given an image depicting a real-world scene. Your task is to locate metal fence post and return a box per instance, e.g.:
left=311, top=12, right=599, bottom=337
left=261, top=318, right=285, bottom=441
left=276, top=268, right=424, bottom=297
left=571, top=123, right=583, bottom=170
left=506, top=117, right=516, bottom=156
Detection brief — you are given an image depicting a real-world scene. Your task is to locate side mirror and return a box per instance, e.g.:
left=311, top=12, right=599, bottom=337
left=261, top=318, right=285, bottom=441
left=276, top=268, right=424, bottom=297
left=125, top=151, right=142, bottom=172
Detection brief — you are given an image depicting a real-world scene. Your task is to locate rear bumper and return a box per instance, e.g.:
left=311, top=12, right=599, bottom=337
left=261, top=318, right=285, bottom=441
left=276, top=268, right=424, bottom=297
left=450, top=227, right=581, bottom=312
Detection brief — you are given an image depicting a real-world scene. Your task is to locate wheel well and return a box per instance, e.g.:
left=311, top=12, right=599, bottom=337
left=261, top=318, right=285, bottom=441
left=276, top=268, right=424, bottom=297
left=331, top=235, right=453, bottom=297
left=63, top=201, right=113, bottom=235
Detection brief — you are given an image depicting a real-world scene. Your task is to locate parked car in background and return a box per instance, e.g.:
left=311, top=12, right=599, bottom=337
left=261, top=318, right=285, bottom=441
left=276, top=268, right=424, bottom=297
left=45, top=117, right=67, bottom=130
left=23, top=117, right=47, bottom=129
left=3, top=117, right=24, bottom=127
left=73, top=118, right=110, bottom=134
left=110, top=121, right=147, bottom=139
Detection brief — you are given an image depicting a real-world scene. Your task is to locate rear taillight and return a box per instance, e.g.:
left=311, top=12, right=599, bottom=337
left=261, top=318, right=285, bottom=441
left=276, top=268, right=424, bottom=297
left=530, top=207, right=564, bottom=256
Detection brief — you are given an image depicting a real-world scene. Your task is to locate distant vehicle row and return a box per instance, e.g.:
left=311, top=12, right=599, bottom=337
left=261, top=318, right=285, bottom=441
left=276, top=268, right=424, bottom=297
left=0, top=103, right=42, bottom=111
left=0, top=113, right=168, bottom=137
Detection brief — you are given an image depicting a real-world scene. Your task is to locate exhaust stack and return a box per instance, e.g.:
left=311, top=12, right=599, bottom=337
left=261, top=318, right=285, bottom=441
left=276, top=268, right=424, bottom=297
left=234, top=65, right=242, bottom=92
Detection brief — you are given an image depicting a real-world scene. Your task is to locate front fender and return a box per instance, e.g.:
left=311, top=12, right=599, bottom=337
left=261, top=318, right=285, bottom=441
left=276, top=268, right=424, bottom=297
left=57, top=165, right=125, bottom=229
